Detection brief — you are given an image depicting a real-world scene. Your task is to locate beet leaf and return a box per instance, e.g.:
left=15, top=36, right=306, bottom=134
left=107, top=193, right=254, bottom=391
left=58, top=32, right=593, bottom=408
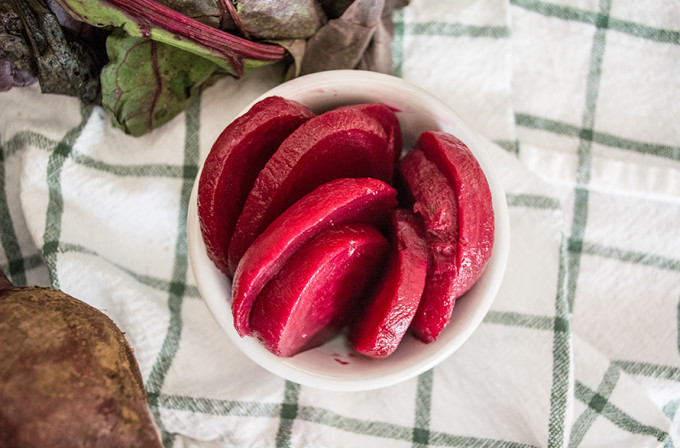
left=5, top=0, right=410, bottom=136
left=101, top=28, right=221, bottom=136
left=54, top=0, right=286, bottom=76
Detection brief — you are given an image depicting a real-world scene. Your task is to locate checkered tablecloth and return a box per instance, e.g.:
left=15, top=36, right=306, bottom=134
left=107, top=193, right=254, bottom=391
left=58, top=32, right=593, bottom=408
left=1, top=0, right=679, bottom=446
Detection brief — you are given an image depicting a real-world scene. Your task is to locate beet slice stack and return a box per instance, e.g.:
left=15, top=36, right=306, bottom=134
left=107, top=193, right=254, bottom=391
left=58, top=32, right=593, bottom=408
left=250, top=224, right=389, bottom=358
left=399, top=131, right=494, bottom=343
left=197, top=96, right=315, bottom=275
left=339, top=103, right=403, bottom=163
left=231, top=177, right=398, bottom=337
left=350, top=209, right=428, bottom=358
left=227, top=106, right=394, bottom=275
left=197, top=95, right=495, bottom=358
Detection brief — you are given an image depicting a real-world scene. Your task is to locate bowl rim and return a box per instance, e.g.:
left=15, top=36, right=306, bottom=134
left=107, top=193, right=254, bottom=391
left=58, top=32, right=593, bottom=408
left=187, top=70, right=511, bottom=391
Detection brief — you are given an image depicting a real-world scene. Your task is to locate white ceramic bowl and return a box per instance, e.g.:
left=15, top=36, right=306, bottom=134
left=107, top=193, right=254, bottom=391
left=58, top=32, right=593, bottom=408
left=187, top=70, right=510, bottom=391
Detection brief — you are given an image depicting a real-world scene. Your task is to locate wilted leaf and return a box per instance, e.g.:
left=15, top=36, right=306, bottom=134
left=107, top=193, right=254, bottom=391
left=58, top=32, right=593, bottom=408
left=357, top=0, right=409, bottom=73
left=237, top=0, right=326, bottom=40
left=299, top=0, right=381, bottom=75
left=316, top=0, right=353, bottom=19
left=101, top=28, right=221, bottom=136
left=0, top=60, right=37, bottom=91
left=1, top=1, right=37, bottom=76
left=4, top=0, right=100, bottom=102
left=274, top=38, right=306, bottom=79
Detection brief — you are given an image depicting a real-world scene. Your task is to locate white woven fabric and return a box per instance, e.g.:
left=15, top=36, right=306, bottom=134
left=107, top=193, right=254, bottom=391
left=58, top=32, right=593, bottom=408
left=1, top=0, right=679, bottom=446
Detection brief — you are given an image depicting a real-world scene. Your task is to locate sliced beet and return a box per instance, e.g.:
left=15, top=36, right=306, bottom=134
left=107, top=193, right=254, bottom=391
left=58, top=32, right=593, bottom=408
left=401, top=132, right=495, bottom=343
left=418, top=131, right=494, bottom=299
left=397, top=148, right=460, bottom=343
left=250, top=224, right=389, bottom=357
left=197, top=96, right=315, bottom=275
left=340, top=103, right=402, bottom=163
left=350, top=209, right=428, bottom=359
left=226, top=107, right=393, bottom=275
left=231, top=177, right=398, bottom=337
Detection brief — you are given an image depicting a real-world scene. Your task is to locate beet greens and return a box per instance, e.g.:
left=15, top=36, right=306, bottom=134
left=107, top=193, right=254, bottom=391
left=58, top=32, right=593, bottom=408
left=1, top=0, right=408, bottom=136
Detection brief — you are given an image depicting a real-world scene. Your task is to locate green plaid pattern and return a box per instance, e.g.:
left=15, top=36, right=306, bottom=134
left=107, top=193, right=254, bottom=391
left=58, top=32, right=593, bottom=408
left=1, top=0, right=679, bottom=446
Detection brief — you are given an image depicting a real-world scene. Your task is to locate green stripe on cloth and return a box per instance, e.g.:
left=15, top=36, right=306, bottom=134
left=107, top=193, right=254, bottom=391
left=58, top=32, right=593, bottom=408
left=565, top=0, right=610, bottom=312
left=391, top=12, right=512, bottom=77
left=554, top=2, right=611, bottom=444
left=548, top=235, right=572, bottom=448
left=0, top=253, right=45, bottom=281
left=515, top=113, right=581, bottom=139
left=494, top=139, right=521, bottom=155
left=159, top=394, right=280, bottom=417
left=42, top=104, right=94, bottom=289
left=55, top=242, right=200, bottom=298
left=574, top=381, right=670, bottom=443
left=1, top=128, right=60, bottom=285
left=426, top=433, right=539, bottom=448
left=608, top=17, right=680, bottom=44
left=145, top=97, right=201, bottom=446
left=413, top=369, right=433, bottom=447
left=515, top=113, right=680, bottom=161
left=580, top=242, right=680, bottom=272
left=70, top=152, right=195, bottom=178
left=1, top=128, right=199, bottom=177
left=2, top=130, right=57, bottom=155
left=506, top=193, right=561, bottom=210
left=511, top=0, right=595, bottom=24
left=510, top=0, right=680, bottom=44
left=157, top=393, right=541, bottom=447
left=406, top=22, right=510, bottom=39
left=298, top=405, right=540, bottom=447
left=276, top=381, right=301, bottom=448
left=0, top=143, right=27, bottom=285
left=612, top=360, right=680, bottom=383
left=158, top=394, right=281, bottom=417
left=484, top=311, right=567, bottom=332
left=569, top=365, right=620, bottom=447
left=296, top=406, right=413, bottom=441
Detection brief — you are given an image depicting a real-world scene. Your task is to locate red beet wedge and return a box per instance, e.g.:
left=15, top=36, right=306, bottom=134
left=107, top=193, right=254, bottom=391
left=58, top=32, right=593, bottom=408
left=397, top=149, right=459, bottom=343
left=340, top=103, right=402, bottom=163
left=350, top=209, right=428, bottom=359
left=227, top=106, right=394, bottom=275
left=231, top=177, right=398, bottom=337
left=401, top=132, right=494, bottom=343
left=419, top=131, right=494, bottom=301
left=250, top=224, right=390, bottom=357
left=197, top=96, right=315, bottom=275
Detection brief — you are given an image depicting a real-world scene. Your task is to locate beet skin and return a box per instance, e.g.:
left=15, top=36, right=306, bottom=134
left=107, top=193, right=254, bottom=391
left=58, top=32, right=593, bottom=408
left=0, top=283, right=162, bottom=448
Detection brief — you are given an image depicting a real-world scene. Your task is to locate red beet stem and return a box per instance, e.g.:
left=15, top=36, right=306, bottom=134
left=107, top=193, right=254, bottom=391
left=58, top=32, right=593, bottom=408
left=101, top=0, right=286, bottom=74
